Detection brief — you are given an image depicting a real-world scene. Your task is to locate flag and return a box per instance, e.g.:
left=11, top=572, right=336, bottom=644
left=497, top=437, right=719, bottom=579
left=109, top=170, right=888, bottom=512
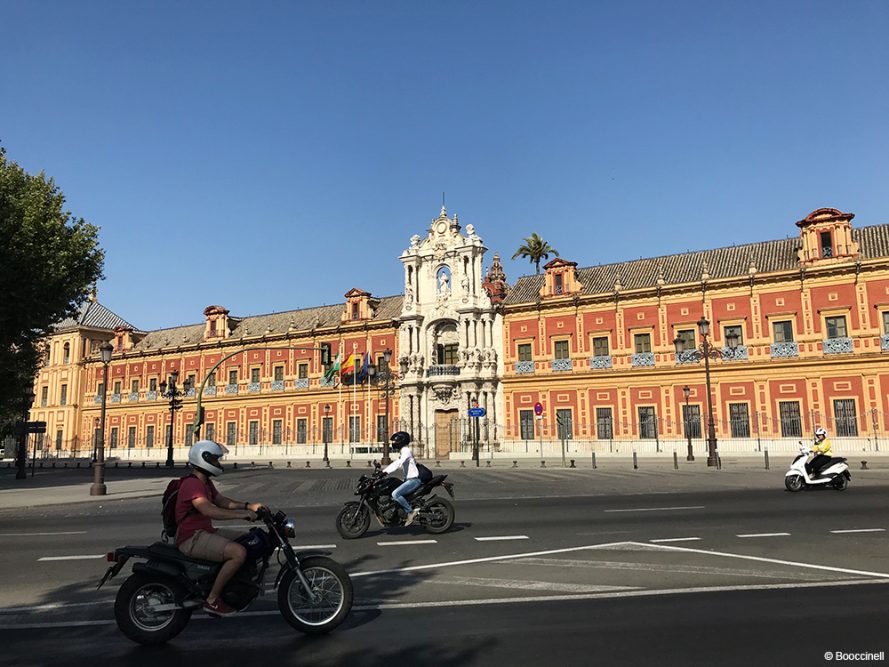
left=357, top=353, right=370, bottom=383
left=323, top=352, right=342, bottom=383
left=341, top=353, right=358, bottom=374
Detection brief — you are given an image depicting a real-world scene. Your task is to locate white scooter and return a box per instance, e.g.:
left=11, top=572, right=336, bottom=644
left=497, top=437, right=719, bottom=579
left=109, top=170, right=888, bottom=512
left=784, top=444, right=851, bottom=492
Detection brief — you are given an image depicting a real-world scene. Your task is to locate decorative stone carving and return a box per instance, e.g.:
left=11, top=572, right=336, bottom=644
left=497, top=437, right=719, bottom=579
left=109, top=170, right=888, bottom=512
left=432, top=384, right=456, bottom=404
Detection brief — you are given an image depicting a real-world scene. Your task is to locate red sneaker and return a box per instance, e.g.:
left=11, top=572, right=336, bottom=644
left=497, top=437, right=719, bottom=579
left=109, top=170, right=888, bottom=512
left=203, top=598, right=237, bottom=617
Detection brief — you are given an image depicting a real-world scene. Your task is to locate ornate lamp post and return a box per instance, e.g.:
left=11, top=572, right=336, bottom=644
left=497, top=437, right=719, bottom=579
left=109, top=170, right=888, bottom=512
left=322, top=403, right=331, bottom=463
left=367, top=349, right=394, bottom=465
left=90, top=342, right=114, bottom=495
left=674, top=318, right=739, bottom=467
left=160, top=370, right=192, bottom=468
left=682, top=385, right=694, bottom=462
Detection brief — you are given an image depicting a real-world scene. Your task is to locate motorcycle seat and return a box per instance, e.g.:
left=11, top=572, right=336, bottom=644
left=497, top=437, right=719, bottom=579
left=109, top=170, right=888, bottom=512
left=406, top=474, right=447, bottom=498
left=145, top=542, right=219, bottom=566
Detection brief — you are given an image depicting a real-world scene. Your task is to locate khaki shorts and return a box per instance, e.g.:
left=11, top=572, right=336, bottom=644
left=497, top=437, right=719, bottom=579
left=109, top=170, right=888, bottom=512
left=178, top=528, right=243, bottom=562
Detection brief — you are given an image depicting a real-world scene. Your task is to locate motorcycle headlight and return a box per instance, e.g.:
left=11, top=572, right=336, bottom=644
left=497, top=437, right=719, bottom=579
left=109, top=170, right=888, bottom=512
left=283, top=518, right=296, bottom=538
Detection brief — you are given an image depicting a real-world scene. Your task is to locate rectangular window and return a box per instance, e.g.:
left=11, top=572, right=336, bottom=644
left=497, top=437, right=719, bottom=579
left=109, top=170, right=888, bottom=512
left=97, top=382, right=104, bottom=395
left=41, top=386, right=48, bottom=406
left=556, top=409, right=573, bottom=440
left=249, top=421, right=259, bottom=445
left=729, top=403, right=750, bottom=438
left=110, top=427, right=119, bottom=449
left=349, top=416, right=360, bottom=443
left=440, top=344, right=459, bottom=365
left=352, top=302, right=359, bottom=319
left=149, top=378, right=157, bottom=392
left=834, top=399, right=858, bottom=437
left=820, top=231, right=833, bottom=258
left=205, top=424, right=215, bottom=442
left=55, top=429, right=63, bottom=451
left=376, top=415, right=388, bottom=443
left=517, top=343, right=532, bottom=362
left=638, top=406, right=657, bottom=439
left=131, top=379, right=139, bottom=394
left=250, top=368, right=261, bottom=383
left=146, top=425, right=155, bottom=448
left=226, top=422, right=237, bottom=447
left=272, top=419, right=283, bottom=445
left=274, top=366, right=284, bottom=382
left=228, top=370, right=238, bottom=385
left=60, top=384, right=68, bottom=406
left=185, top=424, right=194, bottom=448
left=553, top=340, right=570, bottom=360
left=296, top=418, right=307, bottom=444
left=773, top=320, right=794, bottom=343
left=298, top=363, right=308, bottom=379
left=682, top=404, right=702, bottom=439
left=883, top=311, right=889, bottom=333
left=723, top=325, right=743, bottom=346
left=322, top=417, right=333, bottom=443
left=128, top=426, right=136, bottom=449
left=320, top=342, right=332, bottom=372
left=554, top=273, right=563, bottom=295
left=207, top=372, right=216, bottom=388
left=592, top=336, right=609, bottom=357
left=519, top=410, right=535, bottom=440
left=779, top=401, right=802, bottom=438
left=634, top=333, right=652, bottom=353
left=825, top=315, right=847, bottom=339
left=113, top=381, right=121, bottom=395
left=675, top=329, right=695, bottom=351
left=596, top=408, right=613, bottom=440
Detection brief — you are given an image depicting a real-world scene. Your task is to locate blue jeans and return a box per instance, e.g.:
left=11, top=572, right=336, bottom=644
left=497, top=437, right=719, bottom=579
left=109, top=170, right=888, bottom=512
left=392, top=478, right=422, bottom=512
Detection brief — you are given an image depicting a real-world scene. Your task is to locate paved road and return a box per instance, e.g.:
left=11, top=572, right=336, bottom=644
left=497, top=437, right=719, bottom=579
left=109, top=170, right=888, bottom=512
left=1, top=467, right=888, bottom=665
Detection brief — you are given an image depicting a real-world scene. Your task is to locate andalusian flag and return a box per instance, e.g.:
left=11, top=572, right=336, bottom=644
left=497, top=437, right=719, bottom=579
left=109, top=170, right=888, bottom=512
left=323, top=352, right=342, bottom=383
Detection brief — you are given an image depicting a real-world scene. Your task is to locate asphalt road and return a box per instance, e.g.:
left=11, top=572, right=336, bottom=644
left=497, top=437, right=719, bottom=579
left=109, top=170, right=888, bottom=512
left=1, top=467, right=888, bottom=666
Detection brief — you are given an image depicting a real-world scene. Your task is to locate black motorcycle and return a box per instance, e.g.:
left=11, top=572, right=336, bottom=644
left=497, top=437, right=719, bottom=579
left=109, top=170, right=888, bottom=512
left=335, top=462, right=455, bottom=539
left=98, top=507, right=353, bottom=645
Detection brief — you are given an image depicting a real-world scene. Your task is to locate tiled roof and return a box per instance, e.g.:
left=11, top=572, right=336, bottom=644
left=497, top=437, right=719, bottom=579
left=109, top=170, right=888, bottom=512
left=504, top=224, right=889, bottom=305
left=132, top=295, right=404, bottom=351
left=54, top=300, right=139, bottom=332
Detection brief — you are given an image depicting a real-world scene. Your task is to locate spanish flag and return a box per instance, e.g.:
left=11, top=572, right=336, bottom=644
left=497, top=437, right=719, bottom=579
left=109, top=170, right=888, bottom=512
left=341, top=353, right=358, bottom=375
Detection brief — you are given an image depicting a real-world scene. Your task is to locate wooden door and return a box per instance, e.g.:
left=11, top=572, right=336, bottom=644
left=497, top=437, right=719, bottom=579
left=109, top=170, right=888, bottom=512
left=434, top=410, right=459, bottom=459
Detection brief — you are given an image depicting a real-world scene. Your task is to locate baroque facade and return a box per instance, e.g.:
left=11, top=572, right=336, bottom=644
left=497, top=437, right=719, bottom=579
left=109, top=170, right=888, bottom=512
left=24, top=206, right=889, bottom=459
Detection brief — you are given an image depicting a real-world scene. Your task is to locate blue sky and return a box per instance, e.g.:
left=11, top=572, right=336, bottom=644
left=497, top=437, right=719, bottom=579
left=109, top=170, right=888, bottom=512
left=3, top=1, right=888, bottom=330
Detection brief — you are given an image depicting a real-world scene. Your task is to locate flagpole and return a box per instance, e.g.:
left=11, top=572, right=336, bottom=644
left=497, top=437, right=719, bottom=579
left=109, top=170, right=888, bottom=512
left=337, top=343, right=343, bottom=454
left=366, top=351, right=371, bottom=449
left=351, top=342, right=357, bottom=461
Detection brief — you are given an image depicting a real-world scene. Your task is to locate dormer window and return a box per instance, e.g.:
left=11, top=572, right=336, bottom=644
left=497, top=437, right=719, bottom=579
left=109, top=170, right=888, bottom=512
left=352, top=303, right=359, bottom=320
left=820, top=231, right=833, bottom=258
left=554, top=274, right=563, bottom=295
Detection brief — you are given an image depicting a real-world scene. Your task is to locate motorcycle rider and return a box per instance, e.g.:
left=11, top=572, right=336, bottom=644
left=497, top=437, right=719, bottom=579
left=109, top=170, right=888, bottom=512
left=381, top=431, right=421, bottom=526
left=808, top=426, right=833, bottom=477
left=176, top=440, right=264, bottom=617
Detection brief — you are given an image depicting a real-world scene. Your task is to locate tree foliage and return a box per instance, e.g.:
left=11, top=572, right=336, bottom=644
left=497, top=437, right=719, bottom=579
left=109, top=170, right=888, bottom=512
left=511, top=232, right=559, bottom=275
left=0, top=147, right=104, bottom=429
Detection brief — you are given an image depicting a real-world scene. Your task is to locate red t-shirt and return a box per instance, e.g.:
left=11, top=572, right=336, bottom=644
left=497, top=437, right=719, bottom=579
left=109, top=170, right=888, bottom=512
left=175, top=475, right=219, bottom=545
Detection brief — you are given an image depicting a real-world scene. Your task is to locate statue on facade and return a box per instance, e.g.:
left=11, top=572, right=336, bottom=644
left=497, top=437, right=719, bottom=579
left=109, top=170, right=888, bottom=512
left=438, top=272, right=450, bottom=298
left=405, top=281, right=414, bottom=305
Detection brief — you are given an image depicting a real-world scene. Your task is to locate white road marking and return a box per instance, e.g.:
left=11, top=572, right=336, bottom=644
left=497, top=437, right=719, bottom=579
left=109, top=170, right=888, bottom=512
left=641, top=541, right=889, bottom=579
left=293, top=544, right=337, bottom=549
left=430, top=575, right=639, bottom=594
left=650, top=537, right=701, bottom=543
left=736, top=533, right=791, bottom=538
left=37, top=555, right=105, bottom=562
left=377, top=540, right=438, bottom=546
left=0, top=600, right=112, bottom=614
left=604, top=506, right=705, bottom=513
left=830, top=528, right=886, bottom=534
left=474, top=536, right=529, bottom=542
left=0, top=531, right=87, bottom=537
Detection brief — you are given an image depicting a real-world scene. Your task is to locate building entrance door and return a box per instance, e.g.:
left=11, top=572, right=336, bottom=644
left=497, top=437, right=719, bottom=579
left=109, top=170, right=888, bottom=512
left=434, top=409, right=459, bottom=459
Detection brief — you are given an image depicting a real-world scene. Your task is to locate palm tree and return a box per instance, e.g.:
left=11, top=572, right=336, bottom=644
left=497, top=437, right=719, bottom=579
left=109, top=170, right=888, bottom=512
left=512, top=233, right=559, bottom=274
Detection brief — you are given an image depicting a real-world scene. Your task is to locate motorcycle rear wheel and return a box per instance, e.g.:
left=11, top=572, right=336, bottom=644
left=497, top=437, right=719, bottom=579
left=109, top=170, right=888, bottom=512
left=114, top=573, right=191, bottom=645
left=784, top=475, right=804, bottom=492
left=336, top=502, right=371, bottom=539
left=832, top=474, right=849, bottom=491
left=278, top=557, right=353, bottom=634
left=422, top=496, right=455, bottom=534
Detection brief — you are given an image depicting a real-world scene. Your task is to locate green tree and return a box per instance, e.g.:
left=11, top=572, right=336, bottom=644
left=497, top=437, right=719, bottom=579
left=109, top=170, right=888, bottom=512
left=511, top=232, right=559, bottom=275
left=0, top=147, right=104, bottom=429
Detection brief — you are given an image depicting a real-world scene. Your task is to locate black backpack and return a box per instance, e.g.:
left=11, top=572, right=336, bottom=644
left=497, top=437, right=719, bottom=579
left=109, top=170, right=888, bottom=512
left=417, top=463, right=433, bottom=483
left=161, top=474, right=195, bottom=541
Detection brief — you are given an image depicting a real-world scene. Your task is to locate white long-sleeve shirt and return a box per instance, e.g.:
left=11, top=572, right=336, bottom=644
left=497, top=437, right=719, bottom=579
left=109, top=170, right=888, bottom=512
left=383, top=446, right=419, bottom=479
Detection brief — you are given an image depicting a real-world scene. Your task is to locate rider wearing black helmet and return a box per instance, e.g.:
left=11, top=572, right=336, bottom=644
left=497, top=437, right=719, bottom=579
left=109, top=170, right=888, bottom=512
left=382, top=431, right=421, bottom=526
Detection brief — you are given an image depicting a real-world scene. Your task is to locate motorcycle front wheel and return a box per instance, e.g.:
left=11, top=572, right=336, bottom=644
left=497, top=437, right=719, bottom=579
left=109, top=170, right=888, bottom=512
left=114, top=573, right=192, bottom=645
left=278, top=557, right=353, bottom=634
left=784, top=475, right=804, bottom=492
left=336, top=502, right=371, bottom=539
left=422, top=496, right=455, bottom=534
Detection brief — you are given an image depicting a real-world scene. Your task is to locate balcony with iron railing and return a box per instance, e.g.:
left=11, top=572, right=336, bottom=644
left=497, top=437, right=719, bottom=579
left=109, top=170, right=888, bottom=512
left=631, top=352, right=655, bottom=367
left=882, top=334, right=889, bottom=352
left=770, top=341, right=799, bottom=359
left=515, top=361, right=535, bottom=374
left=551, top=358, right=572, bottom=372
left=271, top=380, right=285, bottom=391
left=823, top=337, right=853, bottom=355
left=295, top=378, right=310, bottom=389
left=426, top=365, right=460, bottom=377
left=589, top=355, right=612, bottom=369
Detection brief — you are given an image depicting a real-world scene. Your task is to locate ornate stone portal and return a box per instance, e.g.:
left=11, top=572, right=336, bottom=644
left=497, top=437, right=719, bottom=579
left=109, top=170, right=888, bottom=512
left=397, top=207, right=505, bottom=458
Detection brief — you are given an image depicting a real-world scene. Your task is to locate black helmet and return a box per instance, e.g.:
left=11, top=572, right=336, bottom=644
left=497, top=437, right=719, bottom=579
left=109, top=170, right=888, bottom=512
left=390, top=431, right=412, bottom=448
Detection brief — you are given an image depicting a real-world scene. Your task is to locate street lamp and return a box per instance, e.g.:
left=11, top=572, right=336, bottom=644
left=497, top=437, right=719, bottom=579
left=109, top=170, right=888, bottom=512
left=682, top=385, right=694, bottom=462
left=368, top=349, right=395, bottom=465
left=322, top=403, right=331, bottom=463
left=674, top=317, right=740, bottom=467
left=160, top=369, right=192, bottom=468
left=15, top=390, right=37, bottom=480
left=90, top=342, right=113, bottom=495
left=92, top=417, right=100, bottom=463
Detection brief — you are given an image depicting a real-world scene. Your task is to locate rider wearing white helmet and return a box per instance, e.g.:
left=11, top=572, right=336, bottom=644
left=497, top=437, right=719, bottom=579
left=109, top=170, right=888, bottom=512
left=176, top=440, right=265, bottom=617
left=809, top=427, right=833, bottom=477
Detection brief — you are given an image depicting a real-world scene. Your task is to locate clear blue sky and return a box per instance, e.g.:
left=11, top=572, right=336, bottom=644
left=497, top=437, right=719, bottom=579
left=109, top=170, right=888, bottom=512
left=3, top=1, right=887, bottom=331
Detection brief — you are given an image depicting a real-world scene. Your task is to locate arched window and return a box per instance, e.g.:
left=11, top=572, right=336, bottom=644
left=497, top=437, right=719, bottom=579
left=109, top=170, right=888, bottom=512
left=63, top=342, right=71, bottom=364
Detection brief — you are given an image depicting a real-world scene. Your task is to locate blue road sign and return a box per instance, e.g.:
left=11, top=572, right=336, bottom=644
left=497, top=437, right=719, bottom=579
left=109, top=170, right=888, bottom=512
left=468, top=407, right=486, bottom=418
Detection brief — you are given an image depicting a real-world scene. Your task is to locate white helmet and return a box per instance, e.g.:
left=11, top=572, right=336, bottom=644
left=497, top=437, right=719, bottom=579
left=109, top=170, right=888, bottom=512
left=814, top=427, right=827, bottom=440
left=188, top=440, right=228, bottom=476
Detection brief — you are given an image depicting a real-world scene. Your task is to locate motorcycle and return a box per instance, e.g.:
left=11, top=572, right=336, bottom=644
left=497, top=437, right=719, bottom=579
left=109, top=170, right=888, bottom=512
left=98, top=507, right=353, bottom=645
left=335, top=462, right=455, bottom=539
left=784, top=444, right=851, bottom=492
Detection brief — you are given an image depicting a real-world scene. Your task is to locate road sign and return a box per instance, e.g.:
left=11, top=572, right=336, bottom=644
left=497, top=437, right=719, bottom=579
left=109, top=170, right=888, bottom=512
left=468, top=407, right=486, bottom=418
left=534, top=402, right=543, bottom=416
left=26, top=421, right=47, bottom=434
